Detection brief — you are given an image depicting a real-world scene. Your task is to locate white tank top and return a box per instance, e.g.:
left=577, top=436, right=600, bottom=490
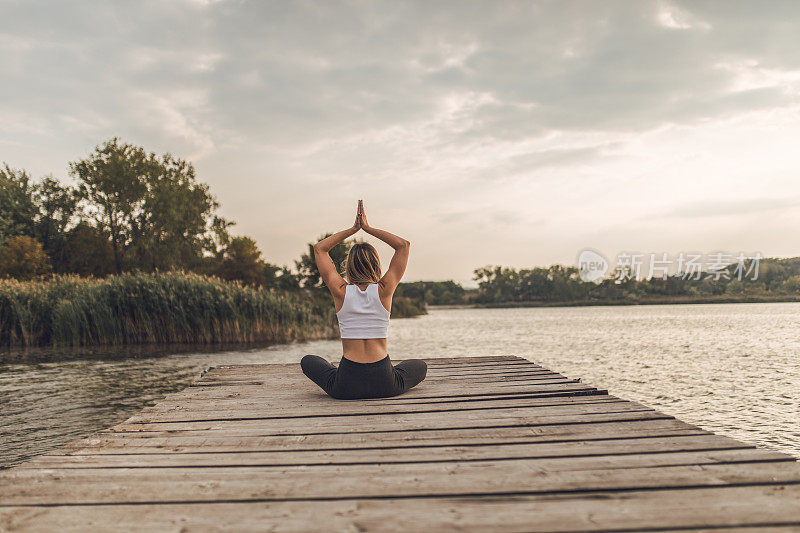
left=336, top=283, right=390, bottom=339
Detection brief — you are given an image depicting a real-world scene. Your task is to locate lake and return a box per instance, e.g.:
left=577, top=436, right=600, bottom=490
left=1, top=302, right=798, bottom=468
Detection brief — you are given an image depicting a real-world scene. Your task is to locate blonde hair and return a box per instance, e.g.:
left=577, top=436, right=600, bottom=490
left=346, top=242, right=381, bottom=284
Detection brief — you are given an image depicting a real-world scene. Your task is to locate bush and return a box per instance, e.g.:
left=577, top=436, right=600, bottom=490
left=0, top=236, right=51, bottom=280
left=782, top=276, right=800, bottom=293
left=0, top=271, right=337, bottom=347
left=390, top=296, right=427, bottom=318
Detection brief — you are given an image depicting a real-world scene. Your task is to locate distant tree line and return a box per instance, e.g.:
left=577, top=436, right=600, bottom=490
left=395, top=281, right=467, bottom=305
left=377, top=259, right=800, bottom=307
left=471, top=259, right=800, bottom=305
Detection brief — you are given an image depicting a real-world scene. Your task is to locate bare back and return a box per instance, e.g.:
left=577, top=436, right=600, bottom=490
left=335, top=282, right=394, bottom=363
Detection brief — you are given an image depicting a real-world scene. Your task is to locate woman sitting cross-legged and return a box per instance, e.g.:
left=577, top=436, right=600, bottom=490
left=300, top=200, right=427, bottom=400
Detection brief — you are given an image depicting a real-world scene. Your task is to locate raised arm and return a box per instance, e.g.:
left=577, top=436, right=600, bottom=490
left=358, top=200, right=410, bottom=292
left=313, top=205, right=360, bottom=298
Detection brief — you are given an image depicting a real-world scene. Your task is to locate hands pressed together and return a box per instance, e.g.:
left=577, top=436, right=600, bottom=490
left=352, top=199, right=371, bottom=232
left=317, top=199, right=407, bottom=256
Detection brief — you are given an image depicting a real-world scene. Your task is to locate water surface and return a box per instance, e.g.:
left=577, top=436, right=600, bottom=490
left=1, top=302, right=798, bottom=468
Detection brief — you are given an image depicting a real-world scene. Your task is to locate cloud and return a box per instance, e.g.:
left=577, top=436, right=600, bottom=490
left=656, top=0, right=712, bottom=31
left=661, top=196, right=800, bottom=219
left=2, top=1, right=800, bottom=279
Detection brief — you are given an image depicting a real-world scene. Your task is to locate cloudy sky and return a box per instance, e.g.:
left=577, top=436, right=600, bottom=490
left=2, top=1, right=800, bottom=283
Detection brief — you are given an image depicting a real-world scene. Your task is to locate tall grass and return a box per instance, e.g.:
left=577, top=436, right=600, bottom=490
left=0, top=272, right=338, bottom=348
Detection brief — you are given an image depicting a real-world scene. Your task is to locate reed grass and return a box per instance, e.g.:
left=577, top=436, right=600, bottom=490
left=0, top=272, right=338, bottom=348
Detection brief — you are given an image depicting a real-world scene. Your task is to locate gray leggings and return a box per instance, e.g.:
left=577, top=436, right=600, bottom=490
left=301, top=354, right=427, bottom=400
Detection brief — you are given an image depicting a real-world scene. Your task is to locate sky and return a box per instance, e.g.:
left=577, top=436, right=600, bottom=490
left=2, top=1, right=800, bottom=284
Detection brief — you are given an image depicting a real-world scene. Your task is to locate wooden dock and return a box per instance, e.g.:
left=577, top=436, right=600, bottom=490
left=2, top=355, right=799, bottom=531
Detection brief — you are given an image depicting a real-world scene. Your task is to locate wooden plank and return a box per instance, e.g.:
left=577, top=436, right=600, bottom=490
left=63, top=423, right=710, bottom=455
left=2, top=461, right=799, bottom=505
left=146, top=392, right=619, bottom=409
left=114, top=409, right=671, bottom=434
left=173, top=377, right=585, bottom=398
left=63, top=421, right=709, bottom=453
left=191, top=359, right=543, bottom=382
left=165, top=385, right=592, bottom=403
left=419, top=356, right=525, bottom=363
left=425, top=368, right=556, bottom=377
left=134, top=396, right=626, bottom=419
left=205, top=364, right=550, bottom=378
left=194, top=368, right=555, bottom=381
left=6, top=486, right=797, bottom=532
left=2, top=356, right=797, bottom=532
left=21, top=436, right=768, bottom=468
left=126, top=398, right=646, bottom=423
left=188, top=379, right=598, bottom=393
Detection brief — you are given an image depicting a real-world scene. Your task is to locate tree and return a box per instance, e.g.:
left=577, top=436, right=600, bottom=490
left=396, top=281, right=466, bottom=305
left=214, top=236, right=266, bottom=286
left=296, top=234, right=350, bottom=288
left=70, top=138, right=151, bottom=273
left=0, top=235, right=51, bottom=280
left=0, top=164, right=36, bottom=245
left=263, top=263, right=301, bottom=290
left=473, top=265, right=519, bottom=302
left=62, top=222, right=115, bottom=277
left=726, top=279, right=746, bottom=295
left=782, top=275, right=800, bottom=293
left=70, top=138, right=230, bottom=273
left=135, top=154, right=229, bottom=271
left=33, top=177, right=79, bottom=272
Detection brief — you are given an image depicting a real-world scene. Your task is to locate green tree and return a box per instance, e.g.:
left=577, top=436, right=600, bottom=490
left=70, top=139, right=151, bottom=273
left=0, top=164, right=36, bottom=244
left=136, top=154, right=230, bottom=271
left=62, top=222, right=115, bottom=277
left=214, top=236, right=266, bottom=286
left=396, top=281, right=466, bottom=305
left=296, top=234, right=350, bottom=288
left=70, top=138, right=230, bottom=273
left=263, top=263, right=301, bottom=290
left=473, top=265, right=519, bottom=302
left=782, top=275, right=800, bottom=293
left=0, top=235, right=51, bottom=280
left=32, top=177, right=79, bottom=272
left=726, top=279, right=746, bottom=295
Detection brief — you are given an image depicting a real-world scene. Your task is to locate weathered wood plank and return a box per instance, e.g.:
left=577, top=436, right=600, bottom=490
left=189, top=379, right=599, bottom=394
left=143, top=394, right=621, bottom=412
left=6, top=486, right=797, bottom=533
left=21, top=438, right=772, bottom=468
left=202, top=366, right=553, bottom=379
left=115, top=408, right=670, bottom=434
left=2, top=356, right=797, bottom=531
left=166, top=385, right=592, bottom=403
left=126, top=397, right=646, bottom=423
left=64, top=421, right=709, bottom=454
left=3, top=461, right=799, bottom=505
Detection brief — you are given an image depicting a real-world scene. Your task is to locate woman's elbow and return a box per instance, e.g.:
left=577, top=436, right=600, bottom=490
left=400, top=239, right=411, bottom=250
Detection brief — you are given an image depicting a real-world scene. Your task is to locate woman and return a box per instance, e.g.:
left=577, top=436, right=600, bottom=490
left=300, top=200, right=427, bottom=400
